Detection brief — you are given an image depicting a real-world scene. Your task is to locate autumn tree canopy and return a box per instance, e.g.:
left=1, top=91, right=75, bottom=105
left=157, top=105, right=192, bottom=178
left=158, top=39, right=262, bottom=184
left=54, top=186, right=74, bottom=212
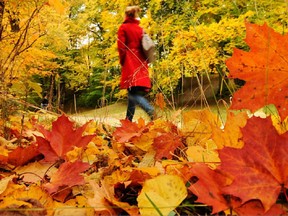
left=1, top=0, right=288, bottom=112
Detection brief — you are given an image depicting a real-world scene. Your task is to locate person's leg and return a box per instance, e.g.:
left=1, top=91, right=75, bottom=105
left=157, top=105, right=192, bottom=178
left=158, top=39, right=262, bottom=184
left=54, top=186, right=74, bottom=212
left=133, top=93, right=155, bottom=120
left=126, top=91, right=136, bottom=121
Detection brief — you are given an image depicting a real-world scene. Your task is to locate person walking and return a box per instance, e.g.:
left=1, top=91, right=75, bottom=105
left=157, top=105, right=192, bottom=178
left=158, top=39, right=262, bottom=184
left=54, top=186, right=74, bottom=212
left=117, top=5, right=155, bottom=122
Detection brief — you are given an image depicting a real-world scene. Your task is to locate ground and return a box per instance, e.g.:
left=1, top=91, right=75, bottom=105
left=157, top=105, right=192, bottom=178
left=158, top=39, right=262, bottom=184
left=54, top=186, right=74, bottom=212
left=70, top=101, right=156, bottom=126
left=69, top=100, right=231, bottom=128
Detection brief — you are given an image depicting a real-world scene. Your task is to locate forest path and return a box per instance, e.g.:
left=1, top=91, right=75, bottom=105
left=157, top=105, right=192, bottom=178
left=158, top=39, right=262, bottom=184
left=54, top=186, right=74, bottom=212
left=70, top=101, right=153, bottom=127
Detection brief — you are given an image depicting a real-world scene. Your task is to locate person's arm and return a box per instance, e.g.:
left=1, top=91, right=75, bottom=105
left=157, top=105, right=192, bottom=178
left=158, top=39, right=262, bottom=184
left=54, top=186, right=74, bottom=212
left=117, top=25, right=126, bottom=66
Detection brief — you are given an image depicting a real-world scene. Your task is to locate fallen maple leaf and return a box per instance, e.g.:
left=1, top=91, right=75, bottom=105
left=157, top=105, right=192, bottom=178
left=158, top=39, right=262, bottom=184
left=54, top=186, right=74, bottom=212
left=0, top=154, right=8, bottom=165
left=155, top=92, right=166, bottom=110
left=212, top=111, right=248, bottom=149
left=187, top=163, right=234, bottom=214
left=88, top=180, right=117, bottom=215
left=95, top=179, right=140, bottom=215
left=112, top=118, right=151, bottom=143
left=182, top=109, right=220, bottom=147
left=8, top=143, right=41, bottom=166
left=129, top=169, right=153, bottom=184
left=35, top=114, right=95, bottom=162
left=0, top=183, right=55, bottom=215
left=15, top=161, right=57, bottom=184
left=226, top=22, right=288, bottom=120
left=218, top=116, right=288, bottom=211
left=234, top=199, right=286, bottom=216
left=186, top=140, right=220, bottom=168
left=137, top=174, right=187, bottom=216
left=153, top=132, right=183, bottom=160
left=43, top=160, right=90, bottom=195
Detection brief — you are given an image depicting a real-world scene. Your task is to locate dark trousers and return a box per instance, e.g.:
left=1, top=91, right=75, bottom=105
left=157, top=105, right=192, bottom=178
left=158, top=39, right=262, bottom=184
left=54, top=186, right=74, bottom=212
left=126, top=87, right=154, bottom=121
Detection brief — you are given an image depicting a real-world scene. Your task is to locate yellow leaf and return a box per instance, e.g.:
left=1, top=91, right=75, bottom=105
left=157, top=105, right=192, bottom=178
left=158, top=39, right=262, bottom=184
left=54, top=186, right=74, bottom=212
left=183, top=109, right=220, bottom=147
left=15, top=162, right=57, bottom=183
left=137, top=175, right=187, bottom=216
left=135, top=167, right=159, bottom=177
left=0, top=176, right=14, bottom=195
left=138, top=148, right=156, bottom=167
left=212, top=111, right=248, bottom=148
left=271, top=114, right=288, bottom=134
left=0, top=183, right=55, bottom=215
left=48, top=0, right=65, bottom=14
left=66, top=146, right=83, bottom=162
left=186, top=140, right=220, bottom=169
left=133, top=133, right=154, bottom=151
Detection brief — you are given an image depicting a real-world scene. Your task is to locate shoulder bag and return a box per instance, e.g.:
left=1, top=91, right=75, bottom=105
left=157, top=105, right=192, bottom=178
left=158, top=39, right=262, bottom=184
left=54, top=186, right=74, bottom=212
left=141, top=31, right=156, bottom=63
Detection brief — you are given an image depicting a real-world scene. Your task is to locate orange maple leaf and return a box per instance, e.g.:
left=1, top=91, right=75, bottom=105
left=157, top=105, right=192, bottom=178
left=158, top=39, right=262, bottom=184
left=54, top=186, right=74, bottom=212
left=234, top=200, right=285, bottom=216
left=0, top=155, right=8, bottom=165
left=155, top=92, right=166, bottom=110
left=8, top=144, right=43, bottom=166
left=35, top=114, right=95, bottom=162
left=153, top=132, right=183, bottom=160
left=218, top=116, right=288, bottom=211
left=226, top=22, right=288, bottom=120
left=212, top=111, right=248, bottom=149
left=112, top=118, right=152, bottom=143
left=92, top=179, right=140, bottom=215
left=43, top=160, right=89, bottom=195
left=188, top=163, right=235, bottom=214
left=8, top=143, right=41, bottom=166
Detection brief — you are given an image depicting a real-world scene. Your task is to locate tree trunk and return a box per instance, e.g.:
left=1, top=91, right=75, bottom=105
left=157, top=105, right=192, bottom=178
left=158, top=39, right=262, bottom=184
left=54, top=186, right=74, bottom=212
left=56, top=77, right=61, bottom=112
left=48, top=74, right=55, bottom=111
left=0, top=0, right=4, bottom=40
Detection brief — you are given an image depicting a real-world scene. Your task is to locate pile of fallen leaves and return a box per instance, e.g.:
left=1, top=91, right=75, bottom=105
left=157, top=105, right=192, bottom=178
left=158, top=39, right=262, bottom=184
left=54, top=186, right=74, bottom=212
left=0, top=22, right=288, bottom=216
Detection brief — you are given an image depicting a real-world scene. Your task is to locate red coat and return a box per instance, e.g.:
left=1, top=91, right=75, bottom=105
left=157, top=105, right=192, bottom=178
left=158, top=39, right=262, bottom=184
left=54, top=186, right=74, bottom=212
left=117, top=17, right=151, bottom=89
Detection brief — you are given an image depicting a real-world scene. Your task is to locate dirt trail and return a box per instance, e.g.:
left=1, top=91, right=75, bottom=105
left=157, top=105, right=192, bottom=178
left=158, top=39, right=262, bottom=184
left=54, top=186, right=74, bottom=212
left=71, top=115, right=121, bottom=126
left=70, top=102, right=154, bottom=127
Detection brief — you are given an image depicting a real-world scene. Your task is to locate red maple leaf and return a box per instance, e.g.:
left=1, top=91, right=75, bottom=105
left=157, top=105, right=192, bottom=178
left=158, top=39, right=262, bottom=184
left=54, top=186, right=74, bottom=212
left=112, top=118, right=152, bottom=143
left=187, top=163, right=237, bottom=214
left=226, top=22, right=288, bottom=120
left=8, top=143, right=41, bottom=166
left=43, top=160, right=90, bottom=195
left=35, top=114, right=95, bottom=162
left=153, top=132, right=183, bottom=160
left=129, top=170, right=152, bottom=184
left=218, top=116, right=288, bottom=211
left=0, top=155, right=8, bottom=165
left=234, top=200, right=285, bottom=216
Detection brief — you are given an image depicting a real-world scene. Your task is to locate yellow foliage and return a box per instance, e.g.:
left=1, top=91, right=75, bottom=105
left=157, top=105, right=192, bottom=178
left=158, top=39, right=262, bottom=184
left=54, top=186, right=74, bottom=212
left=48, top=0, right=66, bottom=14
